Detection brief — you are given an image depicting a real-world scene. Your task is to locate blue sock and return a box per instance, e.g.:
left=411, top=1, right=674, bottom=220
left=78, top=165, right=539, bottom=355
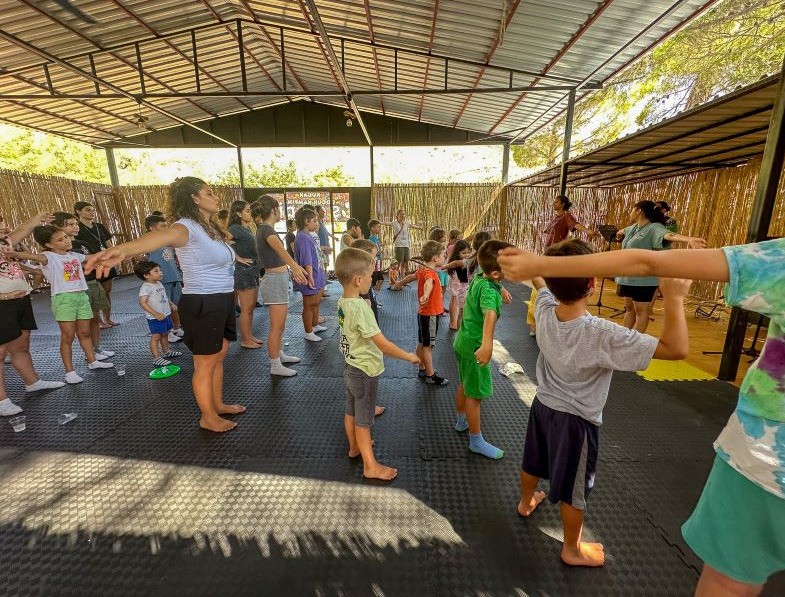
left=454, top=413, right=469, bottom=432
left=469, top=433, right=504, bottom=459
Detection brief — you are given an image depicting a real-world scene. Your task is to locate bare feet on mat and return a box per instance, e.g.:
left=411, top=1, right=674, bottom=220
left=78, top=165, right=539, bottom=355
left=241, top=342, right=262, bottom=349
left=317, top=316, right=326, bottom=324
left=374, top=405, right=385, bottom=417
left=363, top=463, right=398, bottom=481
left=517, top=490, right=546, bottom=517
left=561, top=542, right=605, bottom=567
left=218, top=404, right=247, bottom=415
left=199, top=416, right=237, bottom=433
left=252, top=337, right=264, bottom=345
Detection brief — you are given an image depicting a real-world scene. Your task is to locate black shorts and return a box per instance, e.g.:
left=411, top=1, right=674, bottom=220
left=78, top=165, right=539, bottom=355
left=417, top=314, right=439, bottom=347
left=178, top=292, right=237, bottom=355
left=521, top=397, right=599, bottom=510
left=371, top=271, right=385, bottom=284
left=0, top=295, right=37, bottom=345
left=617, top=284, right=658, bottom=302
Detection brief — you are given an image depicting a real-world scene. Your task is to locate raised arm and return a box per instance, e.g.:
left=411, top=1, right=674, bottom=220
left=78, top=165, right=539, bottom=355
left=8, top=213, right=54, bottom=246
left=497, top=247, right=730, bottom=284
left=85, top=225, right=189, bottom=277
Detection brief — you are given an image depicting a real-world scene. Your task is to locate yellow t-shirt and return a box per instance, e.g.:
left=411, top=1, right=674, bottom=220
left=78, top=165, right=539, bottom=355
left=338, top=297, right=384, bottom=377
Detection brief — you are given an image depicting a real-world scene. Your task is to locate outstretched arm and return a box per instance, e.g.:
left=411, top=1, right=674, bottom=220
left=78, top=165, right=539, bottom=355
left=8, top=213, right=54, bottom=246
left=663, top=232, right=706, bottom=249
left=85, top=225, right=189, bottom=277
left=371, top=334, right=420, bottom=364
left=497, top=247, right=729, bottom=284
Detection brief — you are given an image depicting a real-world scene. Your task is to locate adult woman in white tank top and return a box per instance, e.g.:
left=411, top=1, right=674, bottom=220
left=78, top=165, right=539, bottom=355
left=85, top=177, right=245, bottom=433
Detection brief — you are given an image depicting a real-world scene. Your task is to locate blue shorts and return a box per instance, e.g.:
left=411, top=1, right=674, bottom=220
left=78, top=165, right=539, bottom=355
left=162, top=281, right=182, bottom=305
left=521, top=397, right=599, bottom=510
left=146, top=315, right=173, bottom=335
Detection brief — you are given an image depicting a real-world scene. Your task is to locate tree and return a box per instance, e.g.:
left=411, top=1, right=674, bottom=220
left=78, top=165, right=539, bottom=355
left=0, top=124, right=109, bottom=183
left=215, top=159, right=355, bottom=187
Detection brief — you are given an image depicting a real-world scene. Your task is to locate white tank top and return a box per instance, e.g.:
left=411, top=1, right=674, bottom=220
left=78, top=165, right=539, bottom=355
left=174, top=218, right=235, bottom=295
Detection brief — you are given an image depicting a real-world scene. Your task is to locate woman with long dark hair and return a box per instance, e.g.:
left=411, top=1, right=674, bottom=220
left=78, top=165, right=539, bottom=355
left=615, top=200, right=705, bottom=333
left=86, top=177, right=244, bottom=433
left=227, top=200, right=262, bottom=349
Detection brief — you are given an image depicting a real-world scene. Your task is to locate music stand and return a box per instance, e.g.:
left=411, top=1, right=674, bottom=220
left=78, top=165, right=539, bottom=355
left=589, top=225, right=625, bottom=317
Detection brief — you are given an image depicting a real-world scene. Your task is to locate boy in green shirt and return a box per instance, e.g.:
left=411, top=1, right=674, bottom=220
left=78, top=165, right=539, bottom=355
left=453, top=240, right=514, bottom=459
left=336, top=248, right=420, bottom=481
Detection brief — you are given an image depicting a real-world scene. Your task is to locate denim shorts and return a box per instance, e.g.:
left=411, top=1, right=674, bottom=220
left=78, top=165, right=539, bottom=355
left=162, top=281, right=182, bottom=305
left=344, top=364, right=379, bottom=428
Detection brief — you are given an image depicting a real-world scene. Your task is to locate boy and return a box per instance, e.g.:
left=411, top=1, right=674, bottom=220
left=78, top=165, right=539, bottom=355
left=512, top=239, right=690, bottom=568
left=498, top=239, right=785, bottom=593
left=453, top=240, right=514, bottom=459
left=395, top=240, right=449, bottom=385
left=145, top=214, right=184, bottom=343
left=350, top=239, right=380, bottom=321
left=367, top=219, right=384, bottom=293
left=134, top=260, right=183, bottom=367
left=31, top=226, right=115, bottom=383
left=52, top=212, right=115, bottom=361
left=336, top=248, right=420, bottom=481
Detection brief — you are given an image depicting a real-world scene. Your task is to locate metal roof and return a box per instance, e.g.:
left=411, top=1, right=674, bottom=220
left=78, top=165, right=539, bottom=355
left=0, top=0, right=719, bottom=147
left=511, top=74, right=779, bottom=187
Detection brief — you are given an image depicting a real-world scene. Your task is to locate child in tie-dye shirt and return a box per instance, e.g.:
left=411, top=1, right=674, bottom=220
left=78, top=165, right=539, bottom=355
left=496, top=239, right=785, bottom=594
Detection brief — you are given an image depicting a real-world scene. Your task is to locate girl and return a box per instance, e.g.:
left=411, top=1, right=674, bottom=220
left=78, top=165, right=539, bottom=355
left=86, top=177, right=245, bottom=433
left=293, top=208, right=327, bottom=342
left=253, top=196, right=308, bottom=376
left=445, top=240, right=472, bottom=330
left=32, top=225, right=115, bottom=384
left=227, top=200, right=263, bottom=349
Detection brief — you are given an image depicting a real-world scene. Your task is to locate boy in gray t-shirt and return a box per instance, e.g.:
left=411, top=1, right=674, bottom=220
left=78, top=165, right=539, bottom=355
left=516, top=239, right=691, bottom=568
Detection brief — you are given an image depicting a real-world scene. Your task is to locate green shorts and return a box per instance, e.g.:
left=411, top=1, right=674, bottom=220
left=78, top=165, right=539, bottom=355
left=455, top=350, right=493, bottom=399
left=682, top=455, right=785, bottom=584
left=51, top=291, right=93, bottom=322
left=86, top=279, right=110, bottom=311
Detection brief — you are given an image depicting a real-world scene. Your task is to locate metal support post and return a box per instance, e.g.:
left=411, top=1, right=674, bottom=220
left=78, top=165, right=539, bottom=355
left=369, top=146, right=375, bottom=187
left=236, top=146, right=245, bottom=189
left=501, top=142, right=510, bottom=184
left=558, top=89, right=576, bottom=196
left=105, top=147, right=120, bottom=187
left=719, top=54, right=785, bottom=381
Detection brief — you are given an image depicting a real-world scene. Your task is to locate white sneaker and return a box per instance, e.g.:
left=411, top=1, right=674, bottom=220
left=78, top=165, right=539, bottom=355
left=0, top=398, right=23, bottom=416
left=280, top=353, right=301, bottom=364
left=94, top=352, right=109, bottom=361
left=173, top=328, right=185, bottom=337
left=26, top=379, right=66, bottom=392
left=304, top=332, right=322, bottom=342
left=312, top=325, right=327, bottom=333
left=167, top=332, right=182, bottom=343
left=270, top=364, right=297, bottom=376
left=96, top=348, right=115, bottom=357
left=65, top=371, right=84, bottom=384
left=88, top=361, right=114, bottom=370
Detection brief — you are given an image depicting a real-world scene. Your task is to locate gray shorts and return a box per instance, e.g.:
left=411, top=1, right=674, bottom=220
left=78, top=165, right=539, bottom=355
left=394, top=246, right=410, bottom=263
left=344, top=364, right=379, bottom=428
left=259, top=271, right=289, bottom=305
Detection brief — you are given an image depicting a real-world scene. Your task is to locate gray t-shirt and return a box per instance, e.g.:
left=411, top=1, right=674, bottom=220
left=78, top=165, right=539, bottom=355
left=534, top=288, right=658, bottom=425
left=255, top=223, right=286, bottom=269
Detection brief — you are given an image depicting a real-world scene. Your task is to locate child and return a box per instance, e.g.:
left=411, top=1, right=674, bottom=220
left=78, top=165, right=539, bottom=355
left=395, top=240, right=449, bottom=385
left=145, top=214, right=184, bottom=343
left=293, top=208, right=326, bottom=341
left=134, top=260, right=183, bottom=367
left=452, top=240, right=514, bottom=460
left=52, top=211, right=115, bottom=361
left=381, top=209, right=424, bottom=277
left=446, top=229, right=462, bottom=258
left=351, top=239, right=380, bottom=320
left=336, top=247, right=420, bottom=481
left=31, top=226, right=114, bottom=383
left=368, top=219, right=385, bottom=293
left=499, top=238, right=785, bottom=591
left=429, top=228, right=449, bottom=315
left=445, top=239, right=472, bottom=331
left=509, top=239, right=690, bottom=568
left=285, top=219, right=296, bottom=258
left=341, top=218, right=363, bottom=251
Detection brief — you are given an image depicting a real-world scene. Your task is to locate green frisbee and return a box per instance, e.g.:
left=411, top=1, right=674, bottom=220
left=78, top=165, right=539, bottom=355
left=148, top=364, right=181, bottom=379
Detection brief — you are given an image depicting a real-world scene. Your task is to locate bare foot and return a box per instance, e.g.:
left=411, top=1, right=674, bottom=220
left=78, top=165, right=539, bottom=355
left=241, top=342, right=262, bottom=349
left=199, top=416, right=237, bottom=432
left=252, top=337, right=264, bottom=344
left=561, top=542, right=605, bottom=567
left=348, top=449, right=360, bottom=458
left=517, top=490, right=547, bottom=517
left=108, top=320, right=121, bottom=327
left=363, top=463, right=398, bottom=481
left=374, top=405, right=385, bottom=417
left=317, top=316, right=326, bottom=324
left=218, top=404, right=246, bottom=415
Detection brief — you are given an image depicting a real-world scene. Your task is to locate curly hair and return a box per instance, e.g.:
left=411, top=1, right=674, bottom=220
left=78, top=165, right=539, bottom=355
left=168, top=177, right=228, bottom=241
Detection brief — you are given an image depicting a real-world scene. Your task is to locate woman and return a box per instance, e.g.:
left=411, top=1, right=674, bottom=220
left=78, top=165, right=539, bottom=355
left=615, top=200, right=705, bottom=333
left=253, top=197, right=308, bottom=376
left=1, top=212, right=66, bottom=417
left=86, top=177, right=244, bottom=433
left=74, top=201, right=118, bottom=328
left=293, top=208, right=326, bottom=342
left=227, top=200, right=263, bottom=349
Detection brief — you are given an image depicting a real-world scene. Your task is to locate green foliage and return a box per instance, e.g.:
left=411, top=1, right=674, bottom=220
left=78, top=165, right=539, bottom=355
left=0, top=125, right=109, bottom=183
left=511, top=0, right=785, bottom=171
left=215, top=159, right=355, bottom=188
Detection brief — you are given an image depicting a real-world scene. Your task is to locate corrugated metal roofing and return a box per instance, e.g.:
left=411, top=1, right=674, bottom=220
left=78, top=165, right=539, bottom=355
left=0, top=0, right=720, bottom=146
left=512, top=74, right=779, bottom=187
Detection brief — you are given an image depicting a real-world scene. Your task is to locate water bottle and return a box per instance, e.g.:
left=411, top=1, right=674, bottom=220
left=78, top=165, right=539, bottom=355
left=58, top=413, right=78, bottom=425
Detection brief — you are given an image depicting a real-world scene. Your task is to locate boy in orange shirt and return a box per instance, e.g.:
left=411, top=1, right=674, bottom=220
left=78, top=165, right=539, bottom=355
left=395, top=240, right=449, bottom=385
